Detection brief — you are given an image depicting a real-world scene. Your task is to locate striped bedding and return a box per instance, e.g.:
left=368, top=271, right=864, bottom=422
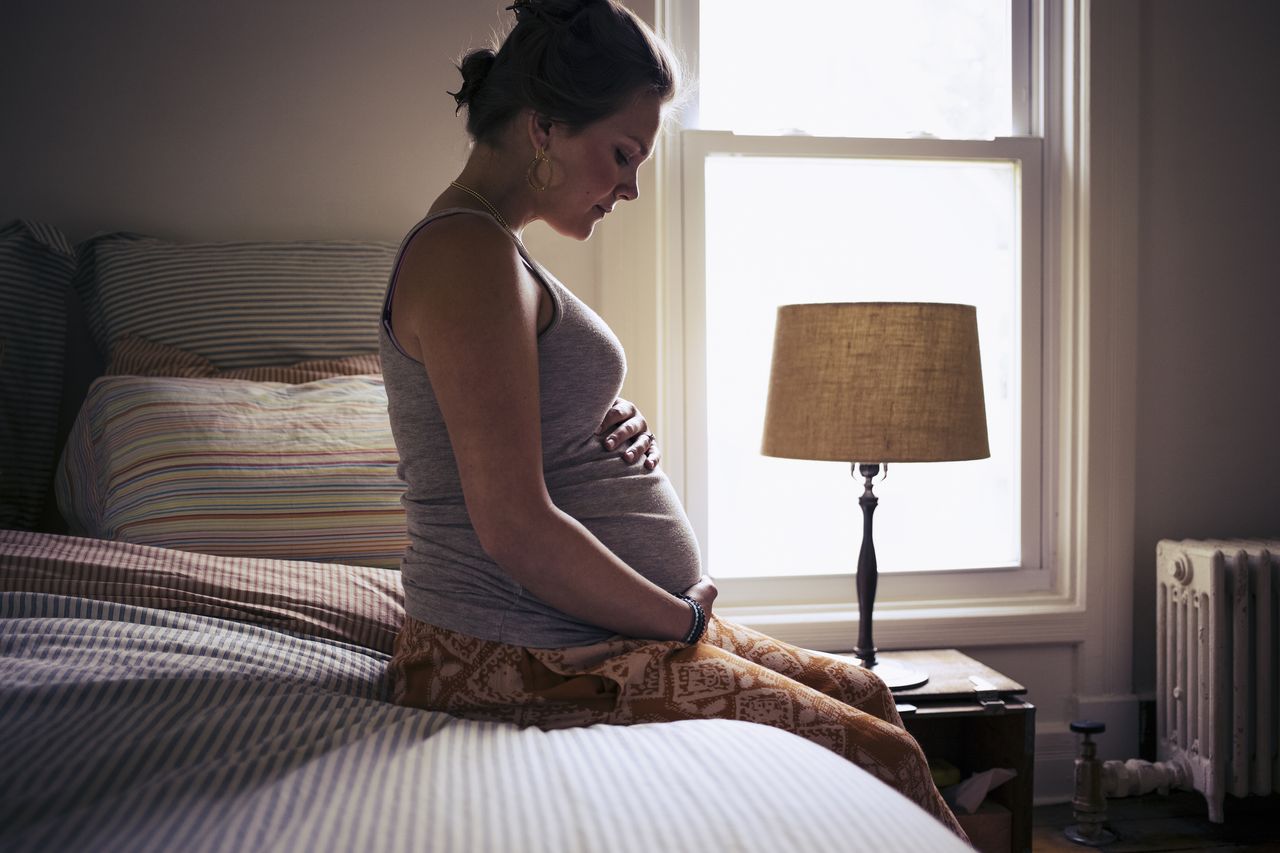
left=0, top=530, right=403, bottom=651
left=55, top=374, right=409, bottom=568
left=0, top=532, right=968, bottom=852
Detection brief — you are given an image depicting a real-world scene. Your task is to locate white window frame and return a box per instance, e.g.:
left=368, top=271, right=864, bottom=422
left=600, top=0, right=1097, bottom=652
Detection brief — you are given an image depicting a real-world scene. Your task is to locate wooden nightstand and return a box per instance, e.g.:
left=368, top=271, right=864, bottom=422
left=886, top=649, right=1035, bottom=853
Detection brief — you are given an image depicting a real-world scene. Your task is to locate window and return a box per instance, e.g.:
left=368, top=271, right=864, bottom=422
left=661, top=0, right=1053, bottom=609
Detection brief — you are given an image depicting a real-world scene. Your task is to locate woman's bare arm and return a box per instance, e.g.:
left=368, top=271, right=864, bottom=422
left=392, top=217, right=698, bottom=641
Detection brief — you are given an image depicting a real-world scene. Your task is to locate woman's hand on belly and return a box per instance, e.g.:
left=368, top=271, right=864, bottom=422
left=595, top=397, right=660, bottom=470
left=681, top=574, right=718, bottom=619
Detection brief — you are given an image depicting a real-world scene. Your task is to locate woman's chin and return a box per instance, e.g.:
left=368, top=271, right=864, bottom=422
left=549, top=219, right=599, bottom=241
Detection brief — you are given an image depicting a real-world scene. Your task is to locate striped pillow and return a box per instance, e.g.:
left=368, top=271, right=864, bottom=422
left=0, top=220, right=76, bottom=530
left=107, top=334, right=382, bottom=381
left=73, top=234, right=397, bottom=368
left=56, top=374, right=409, bottom=569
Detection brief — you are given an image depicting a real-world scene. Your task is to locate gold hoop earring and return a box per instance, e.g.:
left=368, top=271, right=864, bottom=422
left=527, top=147, right=552, bottom=191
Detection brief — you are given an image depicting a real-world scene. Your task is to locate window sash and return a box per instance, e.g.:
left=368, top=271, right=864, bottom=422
left=672, top=131, right=1047, bottom=610
left=670, top=0, right=1036, bottom=138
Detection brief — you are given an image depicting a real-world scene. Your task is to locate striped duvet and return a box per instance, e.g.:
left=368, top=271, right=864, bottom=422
left=0, top=532, right=968, bottom=853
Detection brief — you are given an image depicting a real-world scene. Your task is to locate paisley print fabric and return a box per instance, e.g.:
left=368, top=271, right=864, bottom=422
left=389, top=614, right=967, bottom=840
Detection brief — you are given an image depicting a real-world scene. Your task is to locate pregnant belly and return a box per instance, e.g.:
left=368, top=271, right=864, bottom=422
left=549, top=468, right=703, bottom=594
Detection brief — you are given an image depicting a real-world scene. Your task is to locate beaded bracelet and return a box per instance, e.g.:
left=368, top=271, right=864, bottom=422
left=677, top=595, right=706, bottom=644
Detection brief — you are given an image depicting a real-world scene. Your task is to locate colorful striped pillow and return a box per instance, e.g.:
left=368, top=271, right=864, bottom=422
left=55, top=374, right=409, bottom=569
left=0, top=220, right=76, bottom=530
left=73, top=234, right=396, bottom=368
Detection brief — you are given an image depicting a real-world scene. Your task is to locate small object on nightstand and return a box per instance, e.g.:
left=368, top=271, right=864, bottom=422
left=969, top=675, right=1006, bottom=714
left=1065, top=720, right=1117, bottom=846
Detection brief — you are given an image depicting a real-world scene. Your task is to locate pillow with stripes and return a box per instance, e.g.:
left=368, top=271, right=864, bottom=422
left=0, top=220, right=76, bottom=530
left=73, top=234, right=397, bottom=369
left=56, top=373, right=409, bottom=569
left=107, top=333, right=382, bottom=381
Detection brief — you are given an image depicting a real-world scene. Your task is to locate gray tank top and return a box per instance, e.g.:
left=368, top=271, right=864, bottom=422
left=379, top=208, right=702, bottom=647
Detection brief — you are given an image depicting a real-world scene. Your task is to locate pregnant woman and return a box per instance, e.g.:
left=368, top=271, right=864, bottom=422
left=380, top=0, right=965, bottom=839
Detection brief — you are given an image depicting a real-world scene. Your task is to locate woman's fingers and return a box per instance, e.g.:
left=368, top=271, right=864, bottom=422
left=598, top=401, right=643, bottom=450
left=596, top=398, right=659, bottom=468
left=601, top=415, right=643, bottom=449
left=642, top=434, right=661, bottom=470
left=595, top=399, right=637, bottom=437
left=608, top=425, right=660, bottom=467
left=619, top=430, right=656, bottom=465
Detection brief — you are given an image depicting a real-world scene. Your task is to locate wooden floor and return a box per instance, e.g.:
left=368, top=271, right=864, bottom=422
left=1031, top=792, right=1280, bottom=852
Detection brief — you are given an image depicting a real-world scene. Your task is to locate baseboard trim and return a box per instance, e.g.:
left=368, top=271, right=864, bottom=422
left=1035, top=725, right=1077, bottom=805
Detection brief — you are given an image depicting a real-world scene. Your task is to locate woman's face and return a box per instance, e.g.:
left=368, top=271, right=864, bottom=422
left=536, top=92, right=664, bottom=240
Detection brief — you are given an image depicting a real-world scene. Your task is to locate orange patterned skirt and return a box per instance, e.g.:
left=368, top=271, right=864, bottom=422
left=389, top=613, right=967, bottom=840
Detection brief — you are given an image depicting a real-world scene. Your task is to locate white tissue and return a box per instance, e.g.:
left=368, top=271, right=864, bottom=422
left=954, top=767, right=1018, bottom=814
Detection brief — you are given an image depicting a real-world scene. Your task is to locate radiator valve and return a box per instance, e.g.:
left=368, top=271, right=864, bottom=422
left=1102, top=755, right=1191, bottom=797
left=1065, top=720, right=1117, bottom=846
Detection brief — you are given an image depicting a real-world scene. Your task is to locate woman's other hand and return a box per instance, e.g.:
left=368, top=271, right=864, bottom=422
left=681, top=574, right=718, bottom=619
left=595, top=397, right=660, bottom=470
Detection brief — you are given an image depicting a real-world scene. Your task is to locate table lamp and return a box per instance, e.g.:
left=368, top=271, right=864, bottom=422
left=761, top=302, right=990, bottom=690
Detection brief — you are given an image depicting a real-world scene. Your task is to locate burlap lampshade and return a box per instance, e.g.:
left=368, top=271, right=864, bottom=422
left=762, top=302, right=990, bottom=464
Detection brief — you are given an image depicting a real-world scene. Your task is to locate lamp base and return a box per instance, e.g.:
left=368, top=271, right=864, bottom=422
left=856, top=655, right=929, bottom=691
left=1063, top=824, right=1117, bottom=846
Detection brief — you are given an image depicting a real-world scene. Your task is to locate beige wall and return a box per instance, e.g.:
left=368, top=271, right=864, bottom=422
left=1131, top=0, right=1280, bottom=694
left=0, top=0, right=601, bottom=304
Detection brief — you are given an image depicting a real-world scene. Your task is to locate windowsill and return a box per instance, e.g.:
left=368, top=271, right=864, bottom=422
left=713, top=562, right=1057, bottom=608
left=716, top=589, right=1086, bottom=653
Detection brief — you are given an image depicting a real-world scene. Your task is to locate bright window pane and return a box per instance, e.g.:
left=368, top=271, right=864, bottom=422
left=703, top=155, right=1020, bottom=577
left=698, top=0, right=1013, bottom=139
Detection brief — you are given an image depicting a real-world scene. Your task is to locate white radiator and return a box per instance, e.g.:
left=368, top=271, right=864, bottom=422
left=1154, top=538, right=1280, bottom=822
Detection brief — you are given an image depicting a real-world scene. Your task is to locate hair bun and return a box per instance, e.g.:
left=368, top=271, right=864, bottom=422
left=507, top=0, right=602, bottom=29
left=451, top=48, right=497, bottom=110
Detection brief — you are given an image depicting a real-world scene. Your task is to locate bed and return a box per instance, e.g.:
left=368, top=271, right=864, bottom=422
left=0, top=219, right=970, bottom=852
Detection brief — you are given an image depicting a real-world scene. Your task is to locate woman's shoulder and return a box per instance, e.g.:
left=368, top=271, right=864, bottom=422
left=397, top=209, right=523, bottom=285
left=404, top=207, right=516, bottom=259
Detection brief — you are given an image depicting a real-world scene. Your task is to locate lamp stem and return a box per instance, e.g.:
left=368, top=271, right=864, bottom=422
left=854, top=462, right=880, bottom=667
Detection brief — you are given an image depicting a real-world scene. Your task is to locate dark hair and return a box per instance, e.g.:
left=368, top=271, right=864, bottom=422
left=449, top=0, right=681, bottom=144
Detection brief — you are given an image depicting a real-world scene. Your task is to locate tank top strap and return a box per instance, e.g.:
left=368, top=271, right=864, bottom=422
left=383, top=206, right=565, bottom=344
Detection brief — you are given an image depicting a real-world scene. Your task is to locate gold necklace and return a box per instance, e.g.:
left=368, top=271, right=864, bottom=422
left=449, top=180, right=515, bottom=234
